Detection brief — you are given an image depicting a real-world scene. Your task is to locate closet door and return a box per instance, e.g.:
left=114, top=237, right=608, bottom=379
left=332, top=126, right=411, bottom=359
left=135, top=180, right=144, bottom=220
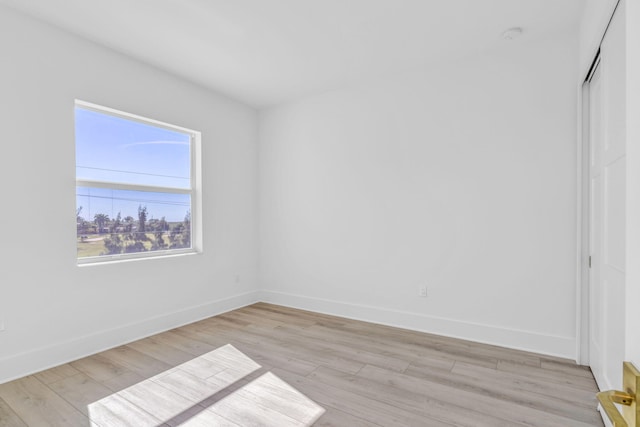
left=587, top=4, right=626, bottom=392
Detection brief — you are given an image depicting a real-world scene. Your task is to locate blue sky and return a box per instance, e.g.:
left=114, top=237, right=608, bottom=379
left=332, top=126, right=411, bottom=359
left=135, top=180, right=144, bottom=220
left=75, top=107, right=191, bottom=222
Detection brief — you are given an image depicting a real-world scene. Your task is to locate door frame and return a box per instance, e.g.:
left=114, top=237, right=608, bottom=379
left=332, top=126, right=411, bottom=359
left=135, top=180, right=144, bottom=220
left=577, top=53, right=600, bottom=366
left=576, top=0, right=622, bottom=366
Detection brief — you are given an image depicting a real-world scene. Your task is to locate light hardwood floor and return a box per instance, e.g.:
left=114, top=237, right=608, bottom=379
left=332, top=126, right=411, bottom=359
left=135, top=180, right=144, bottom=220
left=0, top=303, right=603, bottom=426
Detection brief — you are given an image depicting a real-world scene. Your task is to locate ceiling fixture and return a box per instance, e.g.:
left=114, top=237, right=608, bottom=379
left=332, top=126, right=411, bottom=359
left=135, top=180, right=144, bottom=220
left=501, top=27, right=523, bottom=40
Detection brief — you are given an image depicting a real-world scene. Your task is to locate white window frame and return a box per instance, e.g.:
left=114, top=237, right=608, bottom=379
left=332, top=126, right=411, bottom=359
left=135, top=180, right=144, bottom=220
left=75, top=100, right=202, bottom=265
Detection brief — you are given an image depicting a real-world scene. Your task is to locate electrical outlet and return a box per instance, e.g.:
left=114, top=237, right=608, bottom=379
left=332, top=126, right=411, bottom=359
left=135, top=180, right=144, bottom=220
left=0, top=320, right=5, bottom=331
left=419, top=286, right=428, bottom=297
left=235, top=275, right=240, bottom=284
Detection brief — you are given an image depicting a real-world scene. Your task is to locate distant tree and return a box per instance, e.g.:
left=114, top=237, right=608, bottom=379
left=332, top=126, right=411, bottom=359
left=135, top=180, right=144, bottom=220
left=169, top=223, right=185, bottom=248
left=94, top=213, right=110, bottom=233
left=125, top=241, right=146, bottom=253
left=148, top=217, right=169, bottom=246
left=183, top=210, right=191, bottom=248
left=111, top=212, right=122, bottom=233
left=169, top=211, right=191, bottom=249
left=123, top=216, right=135, bottom=232
left=103, top=233, right=123, bottom=254
left=158, top=216, right=168, bottom=232
left=76, top=206, right=86, bottom=236
left=151, top=230, right=167, bottom=251
left=137, top=205, right=148, bottom=234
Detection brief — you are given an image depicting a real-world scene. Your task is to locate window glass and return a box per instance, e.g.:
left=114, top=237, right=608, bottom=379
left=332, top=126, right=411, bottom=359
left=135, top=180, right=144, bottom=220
left=75, top=108, right=191, bottom=188
left=75, top=102, right=197, bottom=263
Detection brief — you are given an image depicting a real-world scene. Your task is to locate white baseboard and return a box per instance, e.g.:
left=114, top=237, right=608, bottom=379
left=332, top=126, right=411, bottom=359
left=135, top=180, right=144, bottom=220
left=260, top=290, right=577, bottom=360
left=0, top=291, right=261, bottom=384
left=0, top=289, right=578, bottom=384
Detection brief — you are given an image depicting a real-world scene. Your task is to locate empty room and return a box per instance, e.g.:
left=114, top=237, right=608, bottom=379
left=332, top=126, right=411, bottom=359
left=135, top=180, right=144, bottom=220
left=1, top=0, right=639, bottom=426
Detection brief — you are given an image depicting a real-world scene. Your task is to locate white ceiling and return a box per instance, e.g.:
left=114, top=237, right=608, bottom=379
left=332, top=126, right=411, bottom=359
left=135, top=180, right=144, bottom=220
left=1, top=0, right=584, bottom=107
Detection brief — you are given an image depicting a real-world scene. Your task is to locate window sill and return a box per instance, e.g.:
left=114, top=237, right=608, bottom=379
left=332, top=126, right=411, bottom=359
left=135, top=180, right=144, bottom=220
left=77, top=249, right=200, bottom=267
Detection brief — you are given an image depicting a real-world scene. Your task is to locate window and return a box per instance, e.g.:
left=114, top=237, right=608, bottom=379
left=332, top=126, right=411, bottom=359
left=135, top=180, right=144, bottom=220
left=75, top=100, right=200, bottom=263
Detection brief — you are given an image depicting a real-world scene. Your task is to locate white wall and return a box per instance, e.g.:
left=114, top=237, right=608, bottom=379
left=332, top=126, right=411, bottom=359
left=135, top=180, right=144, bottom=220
left=259, top=31, right=579, bottom=358
left=0, top=6, right=259, bottom=383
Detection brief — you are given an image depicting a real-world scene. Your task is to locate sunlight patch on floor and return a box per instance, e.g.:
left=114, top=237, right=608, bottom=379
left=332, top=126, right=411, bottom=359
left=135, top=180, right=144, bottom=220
left=87, top=344, right=325, bottom=426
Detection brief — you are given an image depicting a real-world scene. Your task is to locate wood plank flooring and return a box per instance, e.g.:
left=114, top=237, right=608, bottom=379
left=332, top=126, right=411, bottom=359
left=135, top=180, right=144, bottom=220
left=0, top=303, right=603, bottom=426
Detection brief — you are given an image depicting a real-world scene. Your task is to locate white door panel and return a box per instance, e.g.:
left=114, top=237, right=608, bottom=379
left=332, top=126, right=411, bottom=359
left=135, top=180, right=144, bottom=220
left=587, top=3, right=626, bottom=394
left=604, top=159, right=625, bottom=271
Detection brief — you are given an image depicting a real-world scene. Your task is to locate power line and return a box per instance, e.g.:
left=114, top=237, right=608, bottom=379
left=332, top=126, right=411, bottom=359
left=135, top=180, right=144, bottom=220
left=76, top=193, right=190, bottom=206
left=76, top=165, right=189, bottom=181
